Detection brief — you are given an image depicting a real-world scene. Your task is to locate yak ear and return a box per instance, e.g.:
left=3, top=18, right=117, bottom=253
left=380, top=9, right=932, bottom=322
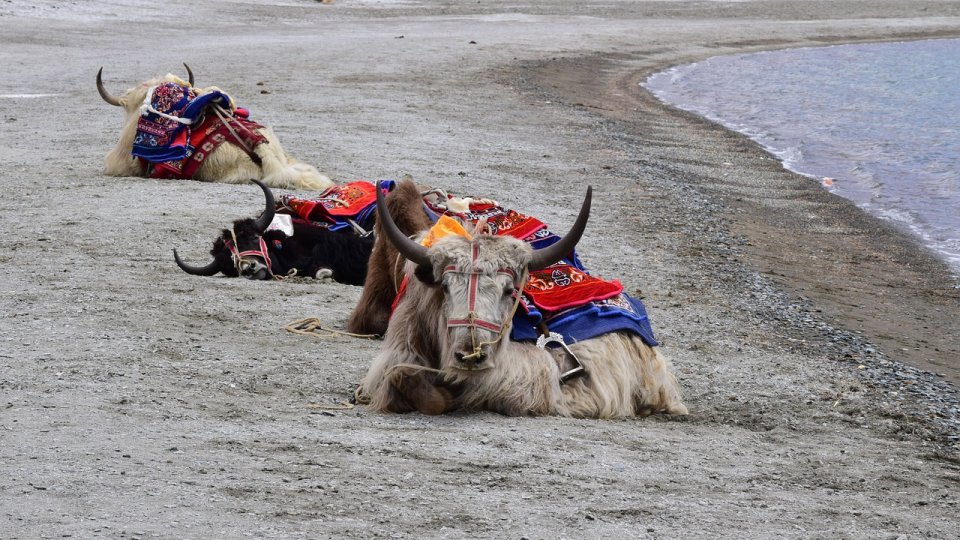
left=414, top=263, right=438, bottom=286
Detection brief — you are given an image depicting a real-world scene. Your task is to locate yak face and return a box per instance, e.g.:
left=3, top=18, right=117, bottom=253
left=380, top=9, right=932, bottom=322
left=173, top=179, right=277, bottom=279
left=177, top=218, right=274, bottom=280
left=423, top=235, right=530, bottom=372
left=225, top=218, right=274, bottom=280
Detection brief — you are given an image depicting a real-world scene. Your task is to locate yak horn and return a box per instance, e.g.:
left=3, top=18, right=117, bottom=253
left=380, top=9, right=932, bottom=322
left=173, top=249, right=221, bottom=276
left=252, top=179, right=276, bottom=233
left=96, top=67, right=122, bottom=107
left=529, top=186, right=592, bottom=271
left=375, top=181, right=431, bottom=267
left=183, top=63, right=195, bottom=86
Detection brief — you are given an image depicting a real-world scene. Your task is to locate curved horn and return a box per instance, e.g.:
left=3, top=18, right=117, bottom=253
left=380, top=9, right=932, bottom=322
left=375, top=181, right=431, bottom=267
left=173, top=249, right=221, bottom=276
left=96, top=67, right=122, bottom=107
left=529, top=186, right=592, bottom=271
left=183, top=63, right=195, bottom=86
left=251, top=179, right=276, bottom=233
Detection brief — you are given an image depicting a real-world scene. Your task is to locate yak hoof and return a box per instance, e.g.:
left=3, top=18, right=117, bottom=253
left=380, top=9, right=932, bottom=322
left=314, top=268, right=335, bottom=282
left=666, top=403, right=689, bottom=416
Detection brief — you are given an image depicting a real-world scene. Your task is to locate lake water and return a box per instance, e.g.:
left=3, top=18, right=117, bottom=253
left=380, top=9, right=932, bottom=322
left=644, top=39, right=960, bottom=272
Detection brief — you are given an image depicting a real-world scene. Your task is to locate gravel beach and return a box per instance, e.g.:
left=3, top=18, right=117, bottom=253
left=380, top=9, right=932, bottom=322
left=2, top=1, right=959, bottom=538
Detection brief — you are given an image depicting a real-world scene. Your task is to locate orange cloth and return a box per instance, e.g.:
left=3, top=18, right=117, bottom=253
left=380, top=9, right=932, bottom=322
left=421, top=215, right=471, bottom=247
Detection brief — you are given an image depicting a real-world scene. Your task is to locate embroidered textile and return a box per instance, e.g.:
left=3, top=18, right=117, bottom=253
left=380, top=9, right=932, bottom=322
left=279, top=180, right=395, bottom=232
left=146, top=113, right=265, bottom=179
left=524, top=263, right=623, bottom=313
left=131, top=82, right=235, bottom=163
left=426, top=198, right=547, bottom=241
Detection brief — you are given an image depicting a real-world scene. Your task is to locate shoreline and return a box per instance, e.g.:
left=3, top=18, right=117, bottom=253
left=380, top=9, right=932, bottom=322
left=515, top=37, right=960, bottom=388
left=643, top=38, right=960, bottom=274
left=508, top=36, right=960, bottom=451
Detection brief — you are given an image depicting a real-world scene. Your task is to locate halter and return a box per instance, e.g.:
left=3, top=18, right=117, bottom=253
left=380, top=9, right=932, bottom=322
left=444, top=242, right=524, bottom=363
left=226, top=229, right=274, bottom=278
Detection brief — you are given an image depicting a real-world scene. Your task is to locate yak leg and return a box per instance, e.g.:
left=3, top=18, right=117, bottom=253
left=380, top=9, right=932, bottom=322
left=314, top=268, right=335, bottom=282
left=361, top=348, right=452, bottom=414
left=389, top=368, right=454, bottom=415
left=635, top=346, right=688, bottom=416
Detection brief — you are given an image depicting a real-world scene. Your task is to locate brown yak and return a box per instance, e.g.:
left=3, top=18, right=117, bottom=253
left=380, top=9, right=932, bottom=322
left=346, top=177, right=433, bottom=335
left=97, top=65, right=332, bottom=191
left=358, top=185, right=688, bottom=418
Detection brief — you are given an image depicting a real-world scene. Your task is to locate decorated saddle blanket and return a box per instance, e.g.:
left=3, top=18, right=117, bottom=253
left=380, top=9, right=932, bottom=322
left=146, top=113, right=265, bottom=179
left=405, top=190, right=658, bottom=347
left=278, top=180, right=396, bottom=233
left=131, top=81, right=265, bottom=178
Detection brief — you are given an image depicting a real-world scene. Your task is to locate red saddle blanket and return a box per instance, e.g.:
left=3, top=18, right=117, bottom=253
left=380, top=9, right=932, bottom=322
left=146, top=113, right=265, bottom=180
left=279, top=181, right=382, bottom=232
left=523, top=263, right=623, bottom=315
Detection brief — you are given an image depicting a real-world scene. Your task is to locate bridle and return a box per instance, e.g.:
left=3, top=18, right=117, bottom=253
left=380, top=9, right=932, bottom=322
left=226, top=229, right=274, bottom=278
left=444, top=242, right=524, bottom=364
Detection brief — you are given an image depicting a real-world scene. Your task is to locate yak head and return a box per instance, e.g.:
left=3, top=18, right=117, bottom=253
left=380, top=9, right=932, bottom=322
left=96, top=64, right=194, bottom=113
left=173, top=179, right=278, bottom=280
left=96, top=65, right=196, bottom=177
left=376, top=184, right=592, bottom=372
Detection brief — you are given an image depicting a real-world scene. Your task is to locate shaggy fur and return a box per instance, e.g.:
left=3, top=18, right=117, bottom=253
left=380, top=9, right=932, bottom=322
left=347, top=178, right=432, bottom=335
left=264, top=225, right=374, bottom=284
left=360, top=234, right=689, bottom=418
left=102, top=74, right=332, bottom=191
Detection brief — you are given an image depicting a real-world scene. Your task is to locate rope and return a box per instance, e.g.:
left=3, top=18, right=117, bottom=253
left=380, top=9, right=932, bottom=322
left=384, top=362, right=443, bottom=378
left=212, top=104, right=261, bottom=165
left=285, top=317, right=379, bottom=340
left=305, top=401, right=355, bottom=411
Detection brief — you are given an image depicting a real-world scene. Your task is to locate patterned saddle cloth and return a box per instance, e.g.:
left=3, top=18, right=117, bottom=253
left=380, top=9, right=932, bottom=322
left=132, top=81, right=266, bottom=179
left=278, top=180, right=395, bottom=233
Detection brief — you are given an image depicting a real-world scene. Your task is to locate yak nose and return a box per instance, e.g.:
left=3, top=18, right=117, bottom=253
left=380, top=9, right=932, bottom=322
left=455, top=350, right=487, bottom=368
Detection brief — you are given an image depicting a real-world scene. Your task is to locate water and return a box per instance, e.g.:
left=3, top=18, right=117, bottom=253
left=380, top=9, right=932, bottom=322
left=644, top=39, right=960, bottom=271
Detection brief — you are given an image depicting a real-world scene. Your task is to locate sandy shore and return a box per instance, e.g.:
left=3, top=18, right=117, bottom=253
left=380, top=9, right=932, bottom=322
left=2, top=1, right=959, bottom=537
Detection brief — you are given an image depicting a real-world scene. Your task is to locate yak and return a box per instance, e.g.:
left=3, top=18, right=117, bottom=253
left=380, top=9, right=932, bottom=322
left=173, top=180, right=373, bottom=284
left=97, top=64, right=332, bottom=191
left=346, top=178, right=434, bottom=334
left=357, top=185, right=688, bottom=418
